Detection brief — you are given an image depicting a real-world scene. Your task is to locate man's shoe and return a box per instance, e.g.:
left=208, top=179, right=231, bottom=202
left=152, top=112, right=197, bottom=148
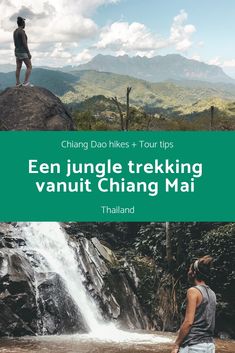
left=22, top=82, right=34, bottom=87
left=16, top=83, right=22, bottom=87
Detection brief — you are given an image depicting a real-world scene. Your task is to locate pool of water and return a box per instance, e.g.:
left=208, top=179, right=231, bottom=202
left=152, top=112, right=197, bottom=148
left=0, top=332, right=234, bottom=353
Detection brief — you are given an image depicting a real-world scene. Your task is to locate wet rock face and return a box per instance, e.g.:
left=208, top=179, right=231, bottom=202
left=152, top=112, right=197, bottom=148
left=0, top=87, right=74, bottom=130
left=70, top=236, right=150, bottom=330
left=0, top=249, right=37, bottom=336
left=37, top=272, right=87, bottom=335
left=0, top=224, right=87, bottom=337
left=102, top=267, right=150, bottom=329
left=0, top=222, right=150, bottom=337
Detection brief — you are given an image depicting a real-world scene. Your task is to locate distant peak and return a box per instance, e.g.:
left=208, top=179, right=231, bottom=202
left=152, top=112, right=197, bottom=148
left=66, top=53, right=234, bottom=84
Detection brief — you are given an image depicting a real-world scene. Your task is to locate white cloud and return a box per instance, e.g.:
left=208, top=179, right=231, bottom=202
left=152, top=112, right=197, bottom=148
left=222, top=59, right=235, bottom=68
left=135, top=50, right=156, bottom=58
left=3, top=0, right=100, bottom=43
left=96, top=21, right=168, bottom=52
left=206, top=57, right=235, bottom=74
left=0, top=0, right=120, bottom=65
left=95, top=9, right=196, bottom=56
left=115, top=50, right=127, bottom=56
left=29, top=45, right=94, bottom=67
left=0, top=49, right=15, bottom=65
left=170, top=10, right=196, bottom=51
left=191, top=54, right=202, bottom=62
left=208, top=57, right=222, bottom=66
left=50, top=43, right=72, bottom=59
left=0, top=3, right=197, bottom=66
left=73, top=49, right=93, bottom=64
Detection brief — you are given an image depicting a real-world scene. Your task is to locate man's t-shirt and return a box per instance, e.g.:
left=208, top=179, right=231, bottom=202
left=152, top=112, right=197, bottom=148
left=13, top=28, right=27, bottom=54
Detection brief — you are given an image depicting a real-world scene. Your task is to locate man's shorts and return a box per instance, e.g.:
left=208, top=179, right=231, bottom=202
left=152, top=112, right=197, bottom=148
left=15, top=52, right=29, bottom=60
left=179, top=343, right=215, bottom=353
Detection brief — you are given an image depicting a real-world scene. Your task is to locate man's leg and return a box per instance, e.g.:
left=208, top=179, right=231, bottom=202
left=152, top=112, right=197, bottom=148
left=16, top=59, right=22, bottom=85
left=23, top=58, right=32, bottom=84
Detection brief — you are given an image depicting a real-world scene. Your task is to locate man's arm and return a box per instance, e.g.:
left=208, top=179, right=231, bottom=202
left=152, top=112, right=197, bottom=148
left=171, top=287, right=200, bottom=353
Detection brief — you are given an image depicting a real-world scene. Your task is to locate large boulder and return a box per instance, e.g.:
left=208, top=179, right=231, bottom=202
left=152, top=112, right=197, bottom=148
left=0, top=224, right=87, bottom=337
left=0, top=86, right=74, bottom=130
left=69, top=235, right=150, bottom=329
left=0, top=249, right=37, bottom=336
left=36, top=272, right=87, bottom=335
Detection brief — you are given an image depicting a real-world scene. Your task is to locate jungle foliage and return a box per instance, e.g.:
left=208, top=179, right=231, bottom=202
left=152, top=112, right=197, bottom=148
left=133, top=222, right=235, bottom=336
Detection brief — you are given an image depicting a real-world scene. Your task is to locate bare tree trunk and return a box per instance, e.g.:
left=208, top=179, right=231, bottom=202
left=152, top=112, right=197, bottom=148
left=210, top=106, right=214, bottom=130
left=126, top=86, right=132, bottom=130
left=111, top=96, right=124, bottom=130
left=88, top=114, right=92, bottom=130
left=146, top=114, right=153, bottom=130
left=166, top=222, right=173, bottom=266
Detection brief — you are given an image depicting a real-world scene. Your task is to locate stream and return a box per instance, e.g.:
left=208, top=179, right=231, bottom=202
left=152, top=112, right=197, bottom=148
left=0, top=333, right=234, bottom=353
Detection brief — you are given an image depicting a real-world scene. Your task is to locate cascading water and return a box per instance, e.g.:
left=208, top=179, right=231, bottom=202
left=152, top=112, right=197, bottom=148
left=18, top=222, right=172, bottom=344
left=20, top=222, right=103, bottom=332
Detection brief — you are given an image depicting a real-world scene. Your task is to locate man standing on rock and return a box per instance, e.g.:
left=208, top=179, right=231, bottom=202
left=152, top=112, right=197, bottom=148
left=13, top=17, right=33, bottom=87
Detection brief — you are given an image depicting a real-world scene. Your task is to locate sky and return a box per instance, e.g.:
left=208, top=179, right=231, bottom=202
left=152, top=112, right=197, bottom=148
left=0, top=0, right=235, bottom=76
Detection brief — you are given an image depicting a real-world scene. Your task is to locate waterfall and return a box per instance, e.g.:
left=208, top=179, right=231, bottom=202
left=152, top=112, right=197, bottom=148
left=19, top=222, right=103, bottom=332
left=17, top=222, right=172, bottom=344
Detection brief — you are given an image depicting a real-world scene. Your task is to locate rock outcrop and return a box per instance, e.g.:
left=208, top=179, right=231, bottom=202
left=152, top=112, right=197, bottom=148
left=0, top=223, right=86, bottom=337
left=71, top=236, right=149, bottom=329
left=0, top=248, right=36, bottom=336
left=0, top=223, right=150, bottom=337
left=36, top=272, right=87, bottom=335
left=0, top=86, right=74, bottom=130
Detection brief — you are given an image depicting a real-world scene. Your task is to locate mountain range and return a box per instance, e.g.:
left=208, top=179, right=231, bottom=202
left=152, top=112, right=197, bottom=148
left=1, top=68, right=235, bottom=112
left=1, top=54, right=235, bottom=119
left=75, top=54, right=234, bottom=84
left=0, top=54, right=234, bottom=84
left=0, top=69, right=77, bottom=96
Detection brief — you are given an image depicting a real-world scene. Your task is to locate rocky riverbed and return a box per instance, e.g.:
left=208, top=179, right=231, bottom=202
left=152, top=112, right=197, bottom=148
left=0, top=334, right=234, bottom=353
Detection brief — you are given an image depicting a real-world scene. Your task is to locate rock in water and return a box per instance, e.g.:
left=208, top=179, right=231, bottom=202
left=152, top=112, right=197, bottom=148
left=0, top=224, right=87, bottom=337
left=36, top=272, right=88, bottom=335
left=0, top=249, right=37, bottom=336
left=0, top=86, right=74, bottom=130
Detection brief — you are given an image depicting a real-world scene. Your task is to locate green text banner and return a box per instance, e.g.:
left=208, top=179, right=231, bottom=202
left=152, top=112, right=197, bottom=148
left=0, top=131, right=234, bottom=221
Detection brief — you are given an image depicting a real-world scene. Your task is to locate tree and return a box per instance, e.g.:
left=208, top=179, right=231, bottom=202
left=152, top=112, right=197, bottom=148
left=111, top=96, right=125, bottom=130
left=112, top=86, right=132, bottom=131
left=126, top=86, right=132, bottom=130
left=165, top=222, right=173, bottom=268
left=210, top=105, right=214, bottom=130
